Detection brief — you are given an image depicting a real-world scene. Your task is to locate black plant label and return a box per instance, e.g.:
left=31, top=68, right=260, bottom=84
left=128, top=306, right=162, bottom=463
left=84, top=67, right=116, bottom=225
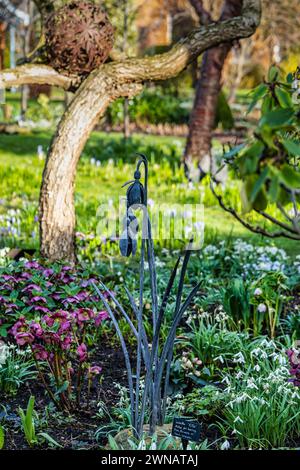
left=171, top=417, right=201, bottom=443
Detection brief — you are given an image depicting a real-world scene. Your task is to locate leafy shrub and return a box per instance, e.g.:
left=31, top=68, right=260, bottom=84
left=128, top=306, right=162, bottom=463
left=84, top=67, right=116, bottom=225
left=0, top=260, right=110, bottom=409
left=107, top=88, right=191, bottom=125
left=0, top=260, right=107, bottom=336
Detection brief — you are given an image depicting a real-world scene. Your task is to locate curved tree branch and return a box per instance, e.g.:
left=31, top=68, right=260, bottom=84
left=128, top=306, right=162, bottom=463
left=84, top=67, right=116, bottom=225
left=36, top=0, right=262, bottom=261
left=0, top=64, right=76, bottom=91
left=255, top=209, right=300, bottom=235
left=210, top=179, right=300, bottom=241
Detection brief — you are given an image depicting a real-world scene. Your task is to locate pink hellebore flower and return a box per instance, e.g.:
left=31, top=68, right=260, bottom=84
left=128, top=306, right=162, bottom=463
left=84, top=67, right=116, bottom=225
left=43, top=315, right=54, bottom=327
left=61, top=334, right=73, bottom=350
left=22, top=284, right=42, bottom=293
left=59, top=320, right=71, bottom=334
left=25, top=261, right=41, bottom=270
left=33, top=306, right=50, bottom=314
left=15, top=332, right=34, bottom=346
left=32, top=344, right=49, bottom=361
left=76, top=308, right=95, bottom=323
left=29, top=322, right=44, bottom=337
left=286, top=349, right=300, bottom=387
left=95, top=311, right=109, bottom=326
left=77, top=343, right=88, bottom=362
left=10, top=317, right=26, bottom=336
left=30, top=296, right=47, bottom=304
left=42, top=268, right=54, bottom=278
left=88, top=365, right=102, bottom=377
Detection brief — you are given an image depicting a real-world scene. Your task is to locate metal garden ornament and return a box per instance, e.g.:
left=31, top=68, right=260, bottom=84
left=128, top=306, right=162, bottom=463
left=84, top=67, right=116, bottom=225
left=93, top=154, right=200, bottom=439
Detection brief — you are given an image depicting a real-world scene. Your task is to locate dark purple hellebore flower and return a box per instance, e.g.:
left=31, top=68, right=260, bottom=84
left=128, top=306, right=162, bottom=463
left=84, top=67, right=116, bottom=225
left=77, top=343, right=88, bottom=362
left=95, top=311, right=109, bottom=326
left=15, top=331, right=34, bottom=346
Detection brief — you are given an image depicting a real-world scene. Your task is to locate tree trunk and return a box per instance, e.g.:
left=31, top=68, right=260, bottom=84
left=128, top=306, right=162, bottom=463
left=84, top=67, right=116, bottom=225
left=184, top=0, right=242, bottom=180
left=39, top=71, right=142, bottom=263
left=0, top=0, right=261, bottom=262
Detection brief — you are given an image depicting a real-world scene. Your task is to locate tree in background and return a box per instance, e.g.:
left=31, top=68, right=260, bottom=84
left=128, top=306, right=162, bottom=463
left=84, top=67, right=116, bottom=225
left=0, top=0, right=262, bottom=262
left=184, top=0, right=242, bottom=181
left=226, top=0, right=300, bottom=103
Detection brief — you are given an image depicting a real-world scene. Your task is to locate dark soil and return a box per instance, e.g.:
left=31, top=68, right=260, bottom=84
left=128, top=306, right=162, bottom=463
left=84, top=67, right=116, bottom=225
left=1, top=336, right=222, bottom=450
left=1, top=340, right=129, bottom=450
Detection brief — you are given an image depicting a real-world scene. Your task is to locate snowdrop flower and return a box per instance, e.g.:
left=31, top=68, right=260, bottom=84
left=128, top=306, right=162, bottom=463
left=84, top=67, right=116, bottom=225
left=0, top=342, right=9, bottom=365
left=247, top=378, right=258, bottom=390
left=220, top=440, right=230, bottom=450
left=233, top=352, right=245, bottom=364
left=235, top=371, right=244, bottom=379
left=234, top=416, right=244, bottom=424
left=214, top=355, right=224, bottom=364
left=235, top=393, right=251, bottom=403
left=257, top=303, right=267, bottom=313
left=254, top=288, right=262, bottom=296
left=254, top=364, right=261, bottom=372
left=222, top=376, right=230, bottom=386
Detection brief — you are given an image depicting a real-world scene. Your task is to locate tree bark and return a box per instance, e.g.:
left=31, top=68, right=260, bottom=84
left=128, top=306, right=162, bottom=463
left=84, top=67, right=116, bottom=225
left=184, top=0, right=242, bottom=180
left=39, top=73, right=142, bottom=263
left=0, top=0, right=262, bottom=262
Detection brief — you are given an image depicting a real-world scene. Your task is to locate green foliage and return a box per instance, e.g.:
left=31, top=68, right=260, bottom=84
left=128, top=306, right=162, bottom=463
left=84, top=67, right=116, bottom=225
left=18, top=396, right=37, bottom=447
left=0, top=346, right=36, bottom=395
left=222, top=278, right=251, bottom=330
left=218, top=353, right=300, bottom=449
left=18, top=396, right=61, bottom=448
left=26, top=94, right=64, bottom=126
left=225, top=66, right=300, bottom=225
left=108, top=88, right=191, bottom=125
left=176, top=385, right=223, bottom=419
left=0, top=425, right=4, bottom=449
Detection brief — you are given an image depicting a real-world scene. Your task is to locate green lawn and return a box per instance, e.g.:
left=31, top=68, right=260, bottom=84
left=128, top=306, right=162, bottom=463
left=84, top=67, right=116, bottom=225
left=0, top=130, right=299, bottom=257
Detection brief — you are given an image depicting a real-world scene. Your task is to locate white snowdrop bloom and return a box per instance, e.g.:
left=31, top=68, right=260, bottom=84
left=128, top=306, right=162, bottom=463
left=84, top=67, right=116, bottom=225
left=138, top=439, right=146, bottom=450
left=220, top=440, right=230, bottom=450
left=214, top=355, right=224, bottom=364
left=0, top=343, right=9, bottom=365
left=150, top=441, right=157, bottom=450
left=233, top=352, right=245, bottom=364
left=234, top=416, right=244, bottom=424
left=222, top=376, right=230, bottom=385
left=247, top=378, right=258, bottom=390
left=254, top=364, right=261, bottom=372
left=235, top=371, right=244, bottom=379
left=254, top=288, right=262, bottom=296
left=257, top=303, right=267, bottom=313
left=277, top=355, right=287, bottom=366
left=235, top=393, right=251, bottom=404
left=260, top=339, right=276, bottom=349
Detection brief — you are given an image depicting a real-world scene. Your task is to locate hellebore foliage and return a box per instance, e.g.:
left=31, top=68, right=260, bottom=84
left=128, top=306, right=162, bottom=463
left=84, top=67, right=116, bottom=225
left=93, top=154, right=200, bottom=438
